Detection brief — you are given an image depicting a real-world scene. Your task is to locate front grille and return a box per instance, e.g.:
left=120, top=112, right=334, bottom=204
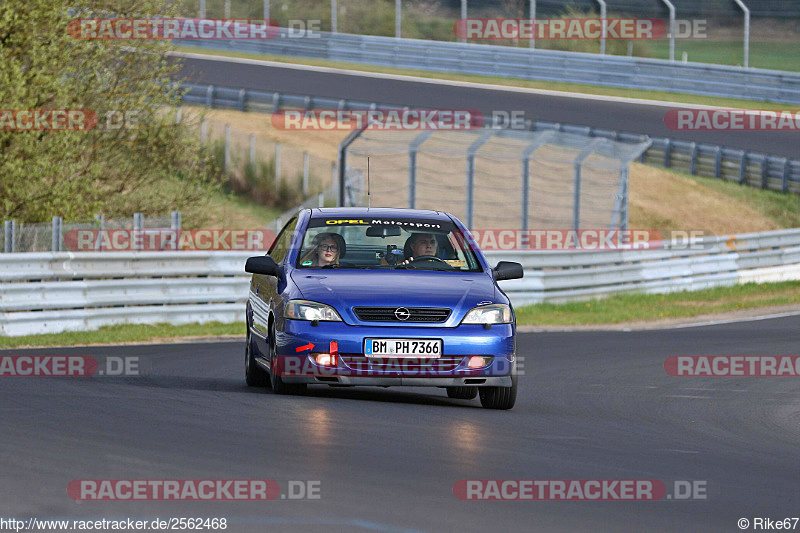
left=340, top=355, right=465, bottom=373
left=352, top=306, right=451, bottom=323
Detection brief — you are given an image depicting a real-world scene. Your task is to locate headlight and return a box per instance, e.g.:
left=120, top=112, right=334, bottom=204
left=284, top=300, right=342, bottom=321
left=461, top=304, right=512, bottom=324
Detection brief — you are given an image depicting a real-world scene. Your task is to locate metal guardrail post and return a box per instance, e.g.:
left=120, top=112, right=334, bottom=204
left=95, top=214, right=104, bottom=252
left=408, top=130, right=434, bottom=209
left=689, top=142, right=698, bottom=175
left=783, top=159, right=790, bottom=193
left=761, top=157, right=770, bottom=189
left=466, top=129, right=497, bottom=229
left=529, top=0, right=536, bottom=50
left=739, top=152, right=748, bottom=184
left=663, top=138, right=672, bottom=168
left=272, top=92, right=281, bottom=112
left=238, top=88, right=247, bottom=112
left=206, top=85, right=214, bottom=108
left=51, top=217, right=62, bottom=252
left=714, top=146, right=723, bottom=178
left=171, top=211, right=181, bottom=230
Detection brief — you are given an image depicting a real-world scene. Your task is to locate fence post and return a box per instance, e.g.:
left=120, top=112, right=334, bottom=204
left=200, top=0, right=206, bottom=18
left=51, top=216, right=62, bottom=252
left=133, top=213, right=143, bottom=251
left=264, top=0, right=269, bottom=19
left=175, top=107, right=182, bottom=124
left=224, top=125, right=231, bottom=173
left=224, top=0, right=230, bottom=18
left=4, top=220, right=14, bottom=253
left=395, top=0, right=401, bottom=38
left=466, top=130, right=496, bottom=229
left=95, top=214, right=104, bottom=251
left=408, top=131, right=434, bottom=209
left=171, top=211, right=181, bottom=230
left=200, top=119, right=207, bottom=143
left=761, top=157, right=769, bottom=189
left=275, top=143, right=281, bottom=192
left=714, top=146, right=722, bottom=178
left=689, top=142, right=698, bottom=175
left=250, top=134, right=256, bottom=167
left=331, top=0, right=337, bottom=33
left=303, top=152, right=310, bottom=196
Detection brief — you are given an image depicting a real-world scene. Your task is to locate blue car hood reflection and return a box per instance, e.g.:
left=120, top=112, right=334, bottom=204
left=291, top=269, right=497, bottom=324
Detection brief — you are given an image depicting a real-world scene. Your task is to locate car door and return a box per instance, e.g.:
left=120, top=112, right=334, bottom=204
left=250, top=216, right=298, bottom=359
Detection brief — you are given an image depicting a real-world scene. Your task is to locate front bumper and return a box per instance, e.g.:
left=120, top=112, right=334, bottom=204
left=268, top=320, right=516, bottom=386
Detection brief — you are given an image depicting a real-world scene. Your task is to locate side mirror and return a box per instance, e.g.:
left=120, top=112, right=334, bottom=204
left=245, top=256, right=282, bottom=278
left=493, top=261, right=523, bottom=281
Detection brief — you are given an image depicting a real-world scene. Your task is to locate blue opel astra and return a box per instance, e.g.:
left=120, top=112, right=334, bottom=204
left=244, top=207, right=523, bottom=409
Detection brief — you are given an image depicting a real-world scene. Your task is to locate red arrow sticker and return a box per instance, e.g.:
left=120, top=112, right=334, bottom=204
left=295, top=343, right=315, bottom=352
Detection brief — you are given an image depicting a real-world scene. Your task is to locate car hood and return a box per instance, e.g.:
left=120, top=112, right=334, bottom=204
left=290, top=269, right=498, bottom=325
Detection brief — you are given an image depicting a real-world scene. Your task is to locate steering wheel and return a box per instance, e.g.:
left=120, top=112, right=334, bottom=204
left=407, top=255, right=449, bottom=264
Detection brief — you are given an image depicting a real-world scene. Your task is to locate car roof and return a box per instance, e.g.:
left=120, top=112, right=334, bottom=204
left=308, top=207, right=450, bottom=220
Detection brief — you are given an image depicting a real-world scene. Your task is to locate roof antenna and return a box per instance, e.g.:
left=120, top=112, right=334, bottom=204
left=367, top=156, right=371, bottom=210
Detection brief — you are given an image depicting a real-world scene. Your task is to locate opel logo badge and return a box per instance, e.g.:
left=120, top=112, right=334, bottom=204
left=394, top=307, right=411, bottom=321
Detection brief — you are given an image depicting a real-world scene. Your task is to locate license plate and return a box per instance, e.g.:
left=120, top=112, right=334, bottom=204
left=364, top=339, right=442, bottom=358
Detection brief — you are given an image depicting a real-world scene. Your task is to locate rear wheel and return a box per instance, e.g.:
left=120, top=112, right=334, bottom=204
left=268, top=320, right=307, bottom=395
left=446, top=386, right=478, bottom=400
left=479, top=374, right=517, bottom=410
left=245, top=326, right=269, bottom=387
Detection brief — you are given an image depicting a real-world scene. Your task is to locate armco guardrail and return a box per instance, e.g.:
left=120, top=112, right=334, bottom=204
left=181, top=82, right=800, bottom=195
left=2, top=229, right=800, bottom=336
left=184, top=30, right=800, bottom=105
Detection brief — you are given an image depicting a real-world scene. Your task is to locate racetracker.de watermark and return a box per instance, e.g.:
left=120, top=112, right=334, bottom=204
left=64, top=229, right=275, bottom=251
left=0, top=109, right=139, bottom=131
left=465, top=229, right=716, bottom=251
left=0, top=356, right=139, bottom=377
left=664, top=109, right=800, bottom=131
left=665, top=356, right=800, bottom=376
left=68, top=18, right=278, bottom=40
left=272, top=109, right=485, bottom=131
left=67, top=480, right=321, bottom=500
left=453, top=18, right=707, bottom=40
left=453, top=479, right=707, bottom=500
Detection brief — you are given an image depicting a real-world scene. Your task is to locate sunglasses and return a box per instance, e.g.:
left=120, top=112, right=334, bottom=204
left=319, top=244, right=338, bottom=252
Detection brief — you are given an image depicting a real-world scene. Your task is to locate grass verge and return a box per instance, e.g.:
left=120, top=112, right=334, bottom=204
left=0, top=322, right=244, bottom=349
left=516, top=281, right=800, bottom=326
left=175, top=45, right=793, bottom=110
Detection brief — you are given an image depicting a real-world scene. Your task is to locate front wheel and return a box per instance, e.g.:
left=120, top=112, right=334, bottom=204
left=268, top=321, right=307, bottom=395
left=479, top=374, right=517, bottom=410
left=245, top=327, right=270, bottom=387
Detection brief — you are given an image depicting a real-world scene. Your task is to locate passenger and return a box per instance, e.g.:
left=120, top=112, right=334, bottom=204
left=299, top=232, right=343, bottom=267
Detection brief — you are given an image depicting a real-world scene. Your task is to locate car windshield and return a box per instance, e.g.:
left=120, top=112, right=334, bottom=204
left=295, top=217, right=482, bottom=272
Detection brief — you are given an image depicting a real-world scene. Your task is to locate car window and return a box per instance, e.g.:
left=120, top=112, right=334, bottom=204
left=268, top=216, right=298, bottom=264
left=295, top=217, right=483, bottom=272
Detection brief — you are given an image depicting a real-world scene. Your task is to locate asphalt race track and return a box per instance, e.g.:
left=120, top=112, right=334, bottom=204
left=2, top=315, right=799, bottom=532
left=175, top=55, right=800, bottom=160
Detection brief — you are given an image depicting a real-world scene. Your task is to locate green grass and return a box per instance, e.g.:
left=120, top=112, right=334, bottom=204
left=682, top=172, right=800, bottom=229
left=174, top=45, right=793, bottom=110
left=648, top=40, right=800, bottom=72
left=0, top=322, right=244, bottom=349
left=516, top=281, right=800, bottom=326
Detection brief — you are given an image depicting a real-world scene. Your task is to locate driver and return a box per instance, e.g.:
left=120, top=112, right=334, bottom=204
left=403, top=232, right=438, bottom=264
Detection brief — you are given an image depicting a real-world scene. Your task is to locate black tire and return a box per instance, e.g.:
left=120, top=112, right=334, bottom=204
left=245, top=326, right=270, bottom=387
left=268, top=320, right=307, bottom=395
left=479, top=374, right=517, bottom=410
left=446, top=386, right=478, bottom=400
